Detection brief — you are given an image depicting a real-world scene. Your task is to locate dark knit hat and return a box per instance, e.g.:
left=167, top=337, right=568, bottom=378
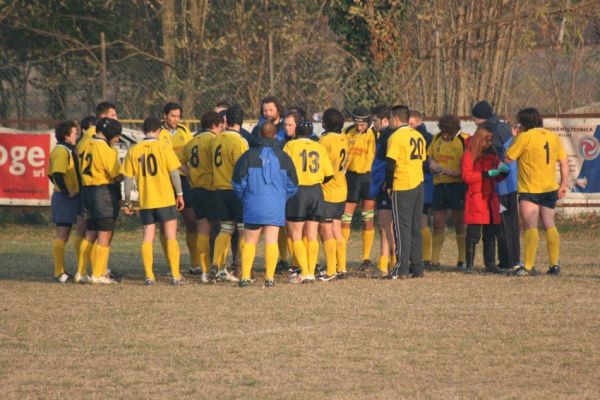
left=471, top=101, right=494, bottom=120
left=352, top=106, right=371, bottom=123
left=296, top=119, right=313, bottom=137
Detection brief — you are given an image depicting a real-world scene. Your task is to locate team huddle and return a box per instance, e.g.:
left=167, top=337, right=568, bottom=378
left=47, top=97, right=569, bottom=286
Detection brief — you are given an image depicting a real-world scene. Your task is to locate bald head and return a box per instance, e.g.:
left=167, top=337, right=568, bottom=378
left=260, top=122, right=276, bottom=139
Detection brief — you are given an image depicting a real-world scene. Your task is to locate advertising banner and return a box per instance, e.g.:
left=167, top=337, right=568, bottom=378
left=0, top=128, right=53, bottom=205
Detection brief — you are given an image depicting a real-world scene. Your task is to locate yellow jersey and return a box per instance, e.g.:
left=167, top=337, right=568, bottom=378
left=48, top=144, right=79, bottom=194
left=283, top=138, right=334, bottom=186
left=386, top=126, right=425, bottom=191
left=120, top=138, right=181, bottom=209
left=427, top=134, right=466, bottom=184
left=506, top=127, right=567, bottom=193
left=75, top=126, right=96, bottom=154
left=159, top=124, right=193, bottom=160
left=344, top=125, right=377, bottom=173
left=78, top=137, right=121, bottom=186
left=319, top=132, right=349, bottom=203
left=211, top=130, right=249, bottom=190
left=181, top=131, right=216, bottom=190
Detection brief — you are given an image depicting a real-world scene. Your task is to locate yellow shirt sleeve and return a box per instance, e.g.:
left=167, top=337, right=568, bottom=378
left=506, top=132, right=528, bottom=161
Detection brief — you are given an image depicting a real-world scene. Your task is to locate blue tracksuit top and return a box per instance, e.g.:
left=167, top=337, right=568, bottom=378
left=232, top=137, right=298, bottom=226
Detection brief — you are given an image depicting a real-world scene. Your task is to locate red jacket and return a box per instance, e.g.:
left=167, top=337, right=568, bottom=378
left=461, top=149, right=504, bottom=225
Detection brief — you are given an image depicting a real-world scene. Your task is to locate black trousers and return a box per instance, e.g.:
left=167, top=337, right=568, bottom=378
left=391, top=184, right=424, bottom=276
left=467, top=224, right=498, bottom=268
left=497, top=192, right=520, bottom=268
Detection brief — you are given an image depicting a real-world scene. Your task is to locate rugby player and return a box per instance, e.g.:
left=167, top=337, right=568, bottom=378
left=427, top=115, right=467, bottom=270
left=181, top=111, right=223, bottom=283
left=505, top=108, right=569, bottom=276
left=211, top=105, right=249, bottom=282
left=78, top=118, right=123, bottom=284
left=284, top=119, right=334, bottom=283
left=48, top=120, right=80, bottom=283
left=158, top=102, right=196, bottom=273
left=318, top=108, right=349, bottom=281
left=343, top=107, right=378, bottom=270
left=385, top=105, right=426, bottom=279
left=121, top=117, right=185, bottom=285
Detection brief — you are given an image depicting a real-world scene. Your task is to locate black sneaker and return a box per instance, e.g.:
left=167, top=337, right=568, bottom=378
left=455, top=262, right=466, bottom=271
left=359, top=259, right=373, bottom=271
left=263, top=280, right=275, bottom=288
left=336, top=271, right=348, bottom=280
left=484, top=265, right=503, bottom=274
left=238, top=279, right=252, bottom=288
left=464, top=266, right=474, bottom=274
left=275, top=260, right=289, bottom=275
left=547, top=265, right=560, bottom=276
left=318, top=274, right=337, bottom=282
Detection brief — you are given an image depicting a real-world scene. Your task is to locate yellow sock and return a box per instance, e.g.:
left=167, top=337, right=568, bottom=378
left=323, top=239, right=337, bottom=277
left=186, top=232, right=198, bottom=267
left=362, top=229, right=375, bottom=261
left=523, top=228, right=539, bottom=270
left=52, top=239, right=66, bottom=277
left=77, top=239, right=92, bottom=276
left=167, top=239, right=181, bottom=279
left=213, top=232, right=232, bottom=268
left=160, top=233, right=169, bottom=266
left=307, top=239, right=319, bottom=276
left=336, top=238, right=347, bottom=273
left=390, top=253, right=397, bottom=266
left=92, top=244, right=110, bottom=278
left=141, top=241, right=154, bottom=281
left=278, top=229, right=288, bottom=262
left=421, top=227, right=432, bottom=262
left=342, top=226, right=351, bottom=241
left=72, top=234, right=83, bottom=264
left=431, top=232, right=445, bottom=265
left=456, top=232, right=466, bottom=264
left=378, top=255, right=389, bottom=273
left=241, top=242, right=256, bottom=280
left=292, top=240, right=308, bottom=276
left=239, top=234, right=245, bottom=256
left=195, top=233, right=210, bottom=273
left=90, top=243, right=97, bottom=274
left=302, top=236, right=308, bottom=252
left=264, top=243, right=279, bottom=281
left=546, top=227, right=560, bottom=266
left=286, top=237, right=294, bottom=264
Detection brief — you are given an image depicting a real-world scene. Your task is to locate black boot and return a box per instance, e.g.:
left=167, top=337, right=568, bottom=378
left=465, top=240, right=476, bottom=274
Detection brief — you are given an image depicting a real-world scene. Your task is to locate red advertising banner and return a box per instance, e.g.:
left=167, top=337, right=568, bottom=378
left=0, top=130, right=52, bottom=205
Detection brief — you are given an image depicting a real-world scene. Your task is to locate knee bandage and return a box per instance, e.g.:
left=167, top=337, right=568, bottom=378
left=361, top=210, right=375, bottom=222
left=341, top=213, right=353, bottom=224
left=220, top=221, right=235, bottom=234
left=236, top=222, right=245, bottom=232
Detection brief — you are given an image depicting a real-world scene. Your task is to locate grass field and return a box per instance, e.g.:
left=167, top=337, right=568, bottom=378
left=0, top=221, right=598, bottom=399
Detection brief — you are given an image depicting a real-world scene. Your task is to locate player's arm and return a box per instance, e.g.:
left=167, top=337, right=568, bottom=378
left=51, top=173, right=71, bottom=196
left=169, top=170, right=185, bottom=210
left=321, top=146, right=334, bottom=183
left=557, top=139, right=569, bottom=198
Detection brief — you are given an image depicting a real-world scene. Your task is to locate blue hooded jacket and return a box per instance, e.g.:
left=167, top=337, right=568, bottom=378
left=232, top=137, right=298, bottom=226
left=251, top=116, right=287, bottom=144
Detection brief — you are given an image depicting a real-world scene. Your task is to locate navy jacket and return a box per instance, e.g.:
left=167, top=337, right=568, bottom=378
left=485, top=114, right=517, bottom=195
left=232, top=137, right=298, bottom=226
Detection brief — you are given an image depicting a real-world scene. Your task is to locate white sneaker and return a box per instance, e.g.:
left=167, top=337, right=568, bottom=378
left=52, top=272, right=71, bottom=284
left=74, top=273, right=90, bottom=284
left=289, top=274, right=311, bottom=284
left=90, top=275, right=116, bottom=284
left=216, top=269, right=239, bottom=283
left=200, top=272, right=210, bottom=283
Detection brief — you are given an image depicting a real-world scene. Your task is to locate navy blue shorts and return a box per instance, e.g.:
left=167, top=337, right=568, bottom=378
left=180, top=175, right=193, bottom=209
left=286, top=184, right=324, bottom=222
left=140, top=206, right=178, bottom=225
left=519, top=191, right=558, bottom=209
left=346, top=171, right=374, bottom=202
left=321, top=201, right=345, bottom=221
left=51, top=192, right=79, bottom=226
left=191, top=187, right=217, bottom=221
left=432, top=183, right=466, bottom=211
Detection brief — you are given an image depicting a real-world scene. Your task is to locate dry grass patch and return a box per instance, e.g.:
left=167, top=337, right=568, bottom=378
left=0, top=225, right=598, bottom=399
